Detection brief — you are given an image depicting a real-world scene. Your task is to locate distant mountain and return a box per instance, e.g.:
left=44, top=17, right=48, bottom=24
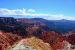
left=17, top=18, right=75, bottom=33
left=1, top=17, right=75, bottom=33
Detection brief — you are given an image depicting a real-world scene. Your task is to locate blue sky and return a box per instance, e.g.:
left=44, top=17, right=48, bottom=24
left=0, top=0, right=75, bottom=20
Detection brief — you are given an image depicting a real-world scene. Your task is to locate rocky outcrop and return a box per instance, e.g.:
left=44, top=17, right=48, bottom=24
left=7, top=37, right=53, bottom=50
left=63, top=31, right=75, bottom=45
left=0, top=31, right=21, bottom=50
left=37, top=31, right=64, bottom=50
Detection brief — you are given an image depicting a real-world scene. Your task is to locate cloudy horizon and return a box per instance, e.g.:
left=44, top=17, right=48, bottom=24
left=0, top=8, right=75, bottom=20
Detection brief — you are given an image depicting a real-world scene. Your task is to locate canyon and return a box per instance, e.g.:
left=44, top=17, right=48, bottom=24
left=0, top=17, right=75, bottom=50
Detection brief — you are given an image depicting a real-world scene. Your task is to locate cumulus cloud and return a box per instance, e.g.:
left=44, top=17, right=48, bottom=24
left=0, top=8, right=29, bottom=15
left=0, top=8, right=50, bottom=16
left=0, top=8, right=75, bottom=20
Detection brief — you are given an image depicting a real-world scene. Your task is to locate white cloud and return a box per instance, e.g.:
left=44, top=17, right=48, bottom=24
left=0, top=8, right=75, bottom=20
left=28, top=9, right=36, bottom=13
left=0, top=8, right=34, bottom=15
left=0, top=8, right=50, bottom=17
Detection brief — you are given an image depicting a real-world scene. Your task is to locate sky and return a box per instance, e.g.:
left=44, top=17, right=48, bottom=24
left=0, top=0, right=75, bottom=20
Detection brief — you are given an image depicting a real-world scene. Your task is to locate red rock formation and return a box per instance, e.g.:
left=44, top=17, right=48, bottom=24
left=63, top=30, right=75, bottom=45
left=65, top=34, right=75, bottom=45
left=0, top=31, right=21, bottom=50
left=38, top=31, right=64, bottom=50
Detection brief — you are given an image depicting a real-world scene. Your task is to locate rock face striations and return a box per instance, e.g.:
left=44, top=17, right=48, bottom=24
left=7, top=37, right=53, bottom=50
left=0, top=31, right=21, bottom=50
